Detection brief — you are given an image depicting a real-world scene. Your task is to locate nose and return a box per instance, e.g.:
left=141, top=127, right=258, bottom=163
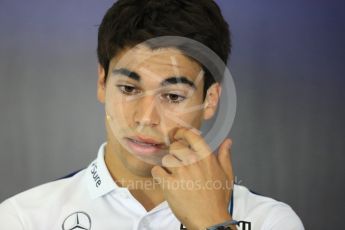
left=133, top=94, right=160, bottom=127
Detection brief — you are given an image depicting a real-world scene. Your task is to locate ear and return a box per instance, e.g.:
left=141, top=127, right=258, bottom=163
left=97, top=64, right=106, bottom=104
left=203, top=83, right=222, bottom=120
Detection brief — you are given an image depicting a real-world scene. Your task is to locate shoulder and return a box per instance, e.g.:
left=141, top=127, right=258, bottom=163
left=233, top=184, right=304, bottom=229
left=0, top=169, right=86, bottom=230
left=3, top=168, right=86, bottom=206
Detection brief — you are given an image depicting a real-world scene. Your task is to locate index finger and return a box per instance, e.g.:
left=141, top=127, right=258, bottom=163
left=173, top=127, right=212, bottom=158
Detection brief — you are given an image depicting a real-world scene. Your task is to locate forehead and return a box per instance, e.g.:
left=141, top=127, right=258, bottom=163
left=109, top=45, right=203, bottom=80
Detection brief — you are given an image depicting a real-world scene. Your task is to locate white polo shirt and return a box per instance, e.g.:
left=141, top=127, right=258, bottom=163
left=0, top=143, right=304, bottom=230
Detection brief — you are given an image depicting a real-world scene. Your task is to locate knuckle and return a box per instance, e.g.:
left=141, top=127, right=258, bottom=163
left=162, top=155, right=172, bottom=167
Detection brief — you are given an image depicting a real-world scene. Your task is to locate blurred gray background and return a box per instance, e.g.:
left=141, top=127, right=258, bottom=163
left=0, top=0, right=344, bottom=229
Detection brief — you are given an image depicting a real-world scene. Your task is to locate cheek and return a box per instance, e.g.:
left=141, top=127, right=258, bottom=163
left=183, top=111, right=203, bottom=128
left=160, top=95, right=204, bottom=129
left=113, top=101, right=137, bottom=129
left=106, top=88, right=133, bottom=115
left=163, top=107, right=204, bottom=130
left=106, top=96, right=136, bottom=134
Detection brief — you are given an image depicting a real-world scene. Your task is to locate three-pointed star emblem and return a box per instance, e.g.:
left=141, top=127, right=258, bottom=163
left=62, top=211, right=91, bottom=230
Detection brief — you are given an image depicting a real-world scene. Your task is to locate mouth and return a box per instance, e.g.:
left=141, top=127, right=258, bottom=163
left=124, top=136, right=167, bottom=156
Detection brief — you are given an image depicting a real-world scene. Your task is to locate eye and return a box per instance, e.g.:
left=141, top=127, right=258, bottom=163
left=116, top=85, right=141, bottom=95
left=161, top=93, right=186, bottom=104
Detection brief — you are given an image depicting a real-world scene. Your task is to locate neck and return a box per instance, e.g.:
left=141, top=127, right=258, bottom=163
left=104, top=141, right=165, bottom=211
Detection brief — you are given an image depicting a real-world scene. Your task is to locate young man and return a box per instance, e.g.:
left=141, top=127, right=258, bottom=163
left=0, top=0, right=304, bottom=229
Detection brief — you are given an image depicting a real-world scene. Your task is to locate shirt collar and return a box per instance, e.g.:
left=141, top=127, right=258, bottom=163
left=86, top=142, right=122, bottom=199
left=86, top=142, right=170, bottom=211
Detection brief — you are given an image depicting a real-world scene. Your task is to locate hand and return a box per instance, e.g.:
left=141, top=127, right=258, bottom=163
left=151, top=127, right=234, bottom=230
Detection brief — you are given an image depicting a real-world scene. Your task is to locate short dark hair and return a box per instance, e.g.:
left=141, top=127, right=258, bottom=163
left=97, top=0, right=231, bottom=99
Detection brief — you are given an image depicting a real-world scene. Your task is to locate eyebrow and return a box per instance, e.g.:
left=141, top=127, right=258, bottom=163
left=112, top=68, right=196, bottom=89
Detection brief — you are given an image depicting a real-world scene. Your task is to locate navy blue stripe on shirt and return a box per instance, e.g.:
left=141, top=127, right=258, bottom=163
left=57, top=168, right=84, bottom=180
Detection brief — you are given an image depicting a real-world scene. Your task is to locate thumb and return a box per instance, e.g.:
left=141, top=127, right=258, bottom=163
left=217, top=138, right=234, bottom=182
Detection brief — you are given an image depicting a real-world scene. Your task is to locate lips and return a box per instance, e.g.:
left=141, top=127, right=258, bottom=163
left=130, top=135, right=164, bottom=145
left=125, top=136, right=166, bottom=156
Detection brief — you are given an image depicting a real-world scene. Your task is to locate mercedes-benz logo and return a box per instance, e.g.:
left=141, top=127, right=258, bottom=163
left=62, top=211, right=92, bottom=230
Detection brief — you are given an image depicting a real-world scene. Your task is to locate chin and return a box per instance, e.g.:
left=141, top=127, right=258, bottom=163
left=122, top=153, right=157, bottom=177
